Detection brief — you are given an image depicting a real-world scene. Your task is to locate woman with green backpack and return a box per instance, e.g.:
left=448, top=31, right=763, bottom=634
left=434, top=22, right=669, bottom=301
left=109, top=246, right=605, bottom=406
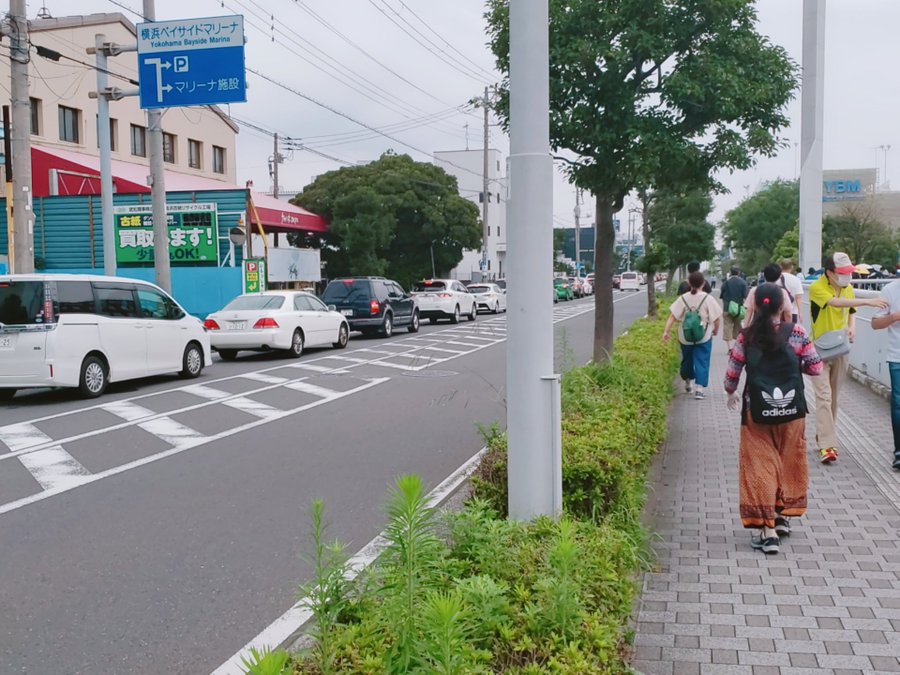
left=663, top=271, right=722, bottom=399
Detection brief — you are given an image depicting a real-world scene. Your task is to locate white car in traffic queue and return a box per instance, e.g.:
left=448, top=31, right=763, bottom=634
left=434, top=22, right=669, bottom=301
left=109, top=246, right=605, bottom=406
left=0, top=274, right=210, bottom=399
left=411, top=279, right=478, bottom=324
left=204, top=291, right=350, bottom=360
left=467, top=283, right=507, bottom=314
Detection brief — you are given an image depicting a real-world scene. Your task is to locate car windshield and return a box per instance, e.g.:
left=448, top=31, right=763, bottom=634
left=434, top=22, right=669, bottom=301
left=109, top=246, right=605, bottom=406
left=222, top=295, right=285, bottom=311
left=413, top=281, right=447, bottom=292
left=468, top=285, right=491, bottom=294
left=321, top=280, right=369, bottom=302
left=0, top=281, right=46, bottom=325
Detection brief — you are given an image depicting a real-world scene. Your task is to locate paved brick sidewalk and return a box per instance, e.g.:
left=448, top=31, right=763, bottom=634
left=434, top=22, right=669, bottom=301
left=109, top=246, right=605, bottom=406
left=633, top=338, right=900, bottom=675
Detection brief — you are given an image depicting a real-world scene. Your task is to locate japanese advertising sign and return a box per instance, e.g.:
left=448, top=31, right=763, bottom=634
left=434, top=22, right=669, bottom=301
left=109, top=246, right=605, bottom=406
left=136, top=15, right=246, bottom=109
left=243, top=259, right=267, bottom=294
left=114, top=203, right=220, bottom=266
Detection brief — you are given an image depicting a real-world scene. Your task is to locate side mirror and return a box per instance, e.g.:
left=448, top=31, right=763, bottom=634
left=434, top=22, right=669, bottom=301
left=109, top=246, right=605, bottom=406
left=327, top=304, right=337, bottom=312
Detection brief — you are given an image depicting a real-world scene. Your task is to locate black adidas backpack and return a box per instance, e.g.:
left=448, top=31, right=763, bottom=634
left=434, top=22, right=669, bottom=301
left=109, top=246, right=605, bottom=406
left=745, top=323, right=807, bottom=425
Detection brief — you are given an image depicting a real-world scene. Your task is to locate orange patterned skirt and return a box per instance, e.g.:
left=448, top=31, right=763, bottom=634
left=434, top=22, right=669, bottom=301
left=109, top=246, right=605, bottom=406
left=738, top=413, right=808, bottom=529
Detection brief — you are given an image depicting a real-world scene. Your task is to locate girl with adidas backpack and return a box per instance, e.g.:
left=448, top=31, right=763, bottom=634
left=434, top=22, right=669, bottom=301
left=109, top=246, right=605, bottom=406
left=723, top=283, right=823, bottom=554
left=663, top=271, right=722, bottom=399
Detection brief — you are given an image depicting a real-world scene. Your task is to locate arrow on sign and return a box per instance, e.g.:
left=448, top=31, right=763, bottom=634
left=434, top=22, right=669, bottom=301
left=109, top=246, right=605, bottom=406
left=161, top=84, right=172, bottom=93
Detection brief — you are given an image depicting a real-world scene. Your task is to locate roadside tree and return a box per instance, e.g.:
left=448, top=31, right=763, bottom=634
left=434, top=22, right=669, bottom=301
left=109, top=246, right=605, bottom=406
left=291, top=152, right=481, bottom=288
left=722, top=179, right=798, bottom=273
left=485, top=0, right=796, bottom=362
left=646, top=188, right=715, bottom=293
left=823, top=199, right=898, bottom=266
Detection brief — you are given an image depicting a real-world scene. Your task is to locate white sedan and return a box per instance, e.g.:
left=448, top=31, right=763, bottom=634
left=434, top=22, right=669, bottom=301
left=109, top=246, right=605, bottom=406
left=467, top=283, right=507, bottom=313
left=411, top=279, right=478, bottom=324
left=204, top=291, right=350, bottom=360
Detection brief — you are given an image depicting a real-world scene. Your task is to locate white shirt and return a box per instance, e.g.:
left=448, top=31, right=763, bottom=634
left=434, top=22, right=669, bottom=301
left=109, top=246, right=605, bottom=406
left=875, top=280, right=900, bottom=363
left=780, top=273, right=805, bottom=320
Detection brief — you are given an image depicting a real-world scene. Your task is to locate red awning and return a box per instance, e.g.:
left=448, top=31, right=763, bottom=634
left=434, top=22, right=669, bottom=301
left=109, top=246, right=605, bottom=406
left=30, top=145, right=328, bottom=233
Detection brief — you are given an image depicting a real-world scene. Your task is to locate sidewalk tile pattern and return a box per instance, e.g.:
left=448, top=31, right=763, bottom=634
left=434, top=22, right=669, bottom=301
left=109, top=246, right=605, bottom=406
left=634, top=338, right=900, bottom=675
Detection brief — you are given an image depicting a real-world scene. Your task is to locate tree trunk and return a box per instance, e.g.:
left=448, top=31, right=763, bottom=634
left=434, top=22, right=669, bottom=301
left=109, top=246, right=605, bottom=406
left=641, top=194, right=657, bottom=319
left=665, top=267, right=678, bottom=295
left=593, top=196, right=616, bottom=364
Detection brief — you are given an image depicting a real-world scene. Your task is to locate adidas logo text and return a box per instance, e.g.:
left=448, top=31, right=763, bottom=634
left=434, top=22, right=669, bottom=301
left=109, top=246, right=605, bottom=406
left=762, top=407, right=798, bottom=417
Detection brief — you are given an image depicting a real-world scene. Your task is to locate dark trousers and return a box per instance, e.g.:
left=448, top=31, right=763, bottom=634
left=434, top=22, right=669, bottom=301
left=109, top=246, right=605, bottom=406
left=890, top=362, right=900, bottom=458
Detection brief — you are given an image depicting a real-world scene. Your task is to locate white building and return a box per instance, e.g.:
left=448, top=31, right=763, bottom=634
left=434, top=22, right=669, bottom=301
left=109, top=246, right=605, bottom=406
left=433, top=148, right=507, bottom=281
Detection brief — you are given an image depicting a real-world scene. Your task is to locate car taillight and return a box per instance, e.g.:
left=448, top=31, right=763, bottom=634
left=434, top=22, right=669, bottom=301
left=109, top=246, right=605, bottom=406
left=204, top=319, right=220, bottom=330
left=253, top=318, right=279, bottom=329
left=437, top=293, right=452, bottom=298
left=370, top=299, right=381, bottom=315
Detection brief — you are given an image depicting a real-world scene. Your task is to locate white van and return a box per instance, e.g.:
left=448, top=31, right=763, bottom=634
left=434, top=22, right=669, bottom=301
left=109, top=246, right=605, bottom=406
left=619, top=271, right=641, bottom=291
left=0, top=274, right=211, bottom=400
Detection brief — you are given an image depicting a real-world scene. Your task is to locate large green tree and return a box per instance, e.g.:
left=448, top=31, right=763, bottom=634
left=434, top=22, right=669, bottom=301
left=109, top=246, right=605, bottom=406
left=722, top=179, right=798, bottom=273
left=823, top=200, right=898, bottom=267
left=291, top=153, right=481, bottom=288
left=485, top=0, right=796, bottom=362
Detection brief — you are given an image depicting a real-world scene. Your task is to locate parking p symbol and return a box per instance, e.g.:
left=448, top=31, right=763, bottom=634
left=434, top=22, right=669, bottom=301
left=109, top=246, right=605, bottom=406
left=174, top=56, right=189, bottom=73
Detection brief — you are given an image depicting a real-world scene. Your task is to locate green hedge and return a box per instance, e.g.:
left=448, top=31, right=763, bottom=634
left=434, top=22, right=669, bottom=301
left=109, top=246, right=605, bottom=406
left=278, top=314, right=679, bottom=675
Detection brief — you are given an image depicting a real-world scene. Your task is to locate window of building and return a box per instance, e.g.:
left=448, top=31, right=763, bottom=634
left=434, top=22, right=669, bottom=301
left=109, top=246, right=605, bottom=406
left=29, top=97, right=41, bottom=135
left=188, top=139, right=202, bottom=169
left=58, top=105, right=80, bottom=143
left=96, top=116, right=118, bottom=151
left=212, top=145, right=226, bottom=174
left=130, top=124, right=146, bottom=157
left=163, top=132, right=176, bottom=163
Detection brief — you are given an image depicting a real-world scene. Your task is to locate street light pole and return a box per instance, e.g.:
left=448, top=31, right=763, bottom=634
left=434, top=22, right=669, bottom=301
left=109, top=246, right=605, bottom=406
left=430, top=240, right=436, bottom=278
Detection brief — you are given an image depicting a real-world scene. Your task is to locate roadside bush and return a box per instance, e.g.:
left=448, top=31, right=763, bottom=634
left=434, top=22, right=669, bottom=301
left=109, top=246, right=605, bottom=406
left=291, top=314, right=678, bottom=674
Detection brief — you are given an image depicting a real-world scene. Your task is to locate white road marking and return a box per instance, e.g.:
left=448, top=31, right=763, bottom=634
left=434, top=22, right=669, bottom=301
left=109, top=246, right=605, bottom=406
left=284, top=381, right=342, bottom=399
left=445, top=340, right=486, bottom=349
left=210, top=445, right=488, bottom=675
left=408, top=345, right=465, bottom=354
left=183, top=384, right=231, bottom=400
left=0, top=422, right=53, bottom=453
left=0, top=378, right=390, bottom=517
left=240, top=372, right=289, bottom=385
left=221, top=397, right=282, bottom=420
left=17, top=446, right=91, bottom=491
left=288, top=363, right=350, bottom=374
left=138, top=417, right=206, bottom=450
left=366, top=360, right=419, bottom=371
left=102, top=401, right=156, bottom=422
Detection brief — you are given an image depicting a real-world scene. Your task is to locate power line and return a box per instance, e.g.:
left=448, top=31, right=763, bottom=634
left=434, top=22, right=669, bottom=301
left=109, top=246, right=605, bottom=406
left=106, top=0, right=144, bottom=20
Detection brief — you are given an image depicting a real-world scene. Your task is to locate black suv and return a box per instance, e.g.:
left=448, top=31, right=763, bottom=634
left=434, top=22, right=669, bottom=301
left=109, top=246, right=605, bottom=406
left=320, top=277, right=419, bottom=337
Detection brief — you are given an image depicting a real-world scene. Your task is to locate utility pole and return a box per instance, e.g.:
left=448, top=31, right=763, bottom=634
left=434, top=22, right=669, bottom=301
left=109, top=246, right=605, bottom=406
left=573, top=189, right=581, bottom=275
left=506, top=0, right=560, bottom=520
left=799, top=0, right=825, bottom=277
left=143, top=0, right=171, bottom=292
left=9, top=0, right=33, bottom=274
left=482, top=85, right=490, bottom=279
left=95, top=34, right=116, bottom=276
left=270, top=133, right=284, bottom=200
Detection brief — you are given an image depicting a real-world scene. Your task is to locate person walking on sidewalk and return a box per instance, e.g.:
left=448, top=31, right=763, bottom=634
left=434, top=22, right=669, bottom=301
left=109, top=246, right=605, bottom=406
left=676, top=261, right=712, bottom=295
left=724, top=283, right=822, bottom=554
left=721, top=266, right=749, bottom=352
left=744, top=264, right=793, bottom=325
left=779, top=259, right=805, bottom=324
left=809, top=252, right=888, bottom=464
left=664, top=271, right=722, bottom=400
left=871, top=278, right=900, bottom=470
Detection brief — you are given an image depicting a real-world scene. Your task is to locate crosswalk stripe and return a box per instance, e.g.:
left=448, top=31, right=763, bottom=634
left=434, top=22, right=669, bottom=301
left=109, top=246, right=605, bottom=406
left=445, top=340, right=485, bottom=349
left=138, top=417, right=206, bottom=449
left=17, top=446, right=91, bottom=491
left=0, top=422, right=52, bottom=453
left=366, top=360, right=418, bottom=371
left=221, top=397, right=282, bottom=419
left=289, top=363, right=350, bottom=374
left=183, top=384, right=231, bottom=400
left=284, top=381, right=341, bottom=398
left=240, top=372, right=289, bottom=385
left=102, top=400, right=155, bottom=422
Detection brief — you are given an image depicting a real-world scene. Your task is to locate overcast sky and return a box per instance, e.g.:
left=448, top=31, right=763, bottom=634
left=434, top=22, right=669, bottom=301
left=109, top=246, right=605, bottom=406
left=35, top=0, right=900, bottom=232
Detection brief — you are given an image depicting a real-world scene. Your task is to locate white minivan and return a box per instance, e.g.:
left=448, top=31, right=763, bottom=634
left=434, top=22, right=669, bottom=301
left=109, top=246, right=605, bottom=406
left=619, top=271, right=641, bottom=291
left=0, top=274, right=211, bottom=400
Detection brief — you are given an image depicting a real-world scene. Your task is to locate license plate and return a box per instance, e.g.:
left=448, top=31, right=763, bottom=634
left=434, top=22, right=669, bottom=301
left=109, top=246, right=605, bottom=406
left=341, top=309, right=353, bottom=316
left=229, top=321, right=247, bottom=330
left=0, top=335, right=12, bottom=349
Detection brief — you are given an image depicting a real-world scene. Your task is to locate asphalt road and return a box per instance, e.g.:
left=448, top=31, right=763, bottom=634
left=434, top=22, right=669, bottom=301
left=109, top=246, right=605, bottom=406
left=0, top=290, right=650, bottom=675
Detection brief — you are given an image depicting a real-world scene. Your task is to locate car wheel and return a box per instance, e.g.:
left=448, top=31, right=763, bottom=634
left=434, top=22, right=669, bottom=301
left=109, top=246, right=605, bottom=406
left=333, top=323, right=350, bottom=349
left=428, top=317, right=437, bottom=325
left=0, top=388, right=16, bottom=401
left=179, top=342, right=204, bottom=379
left=407, top=311, right=420, bottom=333
left=287, top=329, right=304, bottom=358
left=380, top=313, right=393, bottom=338
left=467, top=303, right=476, bottom=321
left=218, top=349, right=238, bottom=361
left=79, top=355, right=108, bottom=398
left=451, top=305, right=460, bottom=324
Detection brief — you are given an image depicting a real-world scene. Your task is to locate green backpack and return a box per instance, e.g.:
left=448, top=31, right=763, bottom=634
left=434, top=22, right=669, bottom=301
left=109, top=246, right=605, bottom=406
left=681, top=295, right=708, bottom=343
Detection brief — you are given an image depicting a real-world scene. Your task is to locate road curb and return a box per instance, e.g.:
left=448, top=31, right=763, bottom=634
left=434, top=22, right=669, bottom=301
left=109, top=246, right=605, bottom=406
left=848, top=365, right=890, bottom=400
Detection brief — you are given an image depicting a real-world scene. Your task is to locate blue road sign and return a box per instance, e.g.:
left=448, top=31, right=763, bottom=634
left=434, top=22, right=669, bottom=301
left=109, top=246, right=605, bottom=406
left=137, top=15, right=246, bottom=110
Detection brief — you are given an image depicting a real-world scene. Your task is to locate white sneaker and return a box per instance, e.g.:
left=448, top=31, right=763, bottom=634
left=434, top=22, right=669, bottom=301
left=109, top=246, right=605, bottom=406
left=694, top=388, right=705, bottom=400
left=684, top=379, right=693, bottom=393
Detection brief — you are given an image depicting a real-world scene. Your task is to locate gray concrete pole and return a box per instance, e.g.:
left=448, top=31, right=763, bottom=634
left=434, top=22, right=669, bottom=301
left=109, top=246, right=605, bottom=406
left=506, top=0, right=560, bottom=520
left=482, top=86, right=490, bottom=277
left=799, top=0, right=825, bottom=275
left=9, top=0, right=33, bottom=274
left=574, top=189, right=581, bottom=274
left=143, top=0, right=171, bottom=292
left=272, top=133, right=279, bottom=200
left=95, top=34, right=116, bottom=276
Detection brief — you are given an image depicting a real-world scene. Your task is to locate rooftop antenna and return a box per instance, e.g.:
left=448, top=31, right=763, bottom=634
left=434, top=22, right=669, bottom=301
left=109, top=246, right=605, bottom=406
left=37, top=3, right=52, bottom=18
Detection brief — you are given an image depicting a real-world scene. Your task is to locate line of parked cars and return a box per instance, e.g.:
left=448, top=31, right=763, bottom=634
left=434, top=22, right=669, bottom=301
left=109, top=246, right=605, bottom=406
left=0, top=273, right=509, bottom=401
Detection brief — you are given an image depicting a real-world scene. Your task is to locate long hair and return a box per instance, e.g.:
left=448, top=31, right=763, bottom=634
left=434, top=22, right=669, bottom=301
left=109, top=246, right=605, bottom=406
left=687, top=271, right=705, bottom=295
left=743, top=282, right=785, bottom=352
